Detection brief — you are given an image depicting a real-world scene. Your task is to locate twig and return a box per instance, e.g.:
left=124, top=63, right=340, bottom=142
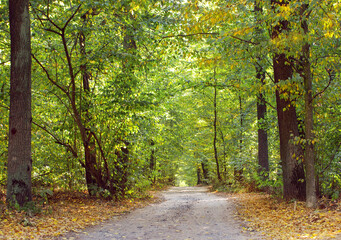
left=32, top=121, right=78, bottom=159
left=256, top=94, right=276, bottom=110
left=313, top=68, right=334, bottom=100
left=162, top=32, right=219, bottom=39
left=320, top=143, right=341, bottom=175
left=230, top=35, right=258, bottom=45
left=63, top=4, right=82, bottom=31
left=31, top=53, right=68, bottom=95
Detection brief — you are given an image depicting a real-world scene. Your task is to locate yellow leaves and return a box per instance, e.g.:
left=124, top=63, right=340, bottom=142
left=198, top=56, right=223, bottom=68
left=231, top=27, right=253, bottom=38
left=277, top=5, right=294, bottom=20
left=325, top=31, right=335, bottom=39
left=235, top=193, right=341, bottom=239
left=0, top=191, right=158, bottom=239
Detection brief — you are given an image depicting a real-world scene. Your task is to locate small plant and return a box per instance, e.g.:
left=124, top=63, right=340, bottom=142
left=38, top=189, right=53, bottom=205
left=89, top=184, right=112, bottom=199
left=16, top=201, right=42, bottom=216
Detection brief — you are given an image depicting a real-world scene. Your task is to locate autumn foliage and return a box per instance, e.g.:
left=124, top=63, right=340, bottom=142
left=235, top=193, right=341, bottom=239
left=0, top=190, right=159, bottom=239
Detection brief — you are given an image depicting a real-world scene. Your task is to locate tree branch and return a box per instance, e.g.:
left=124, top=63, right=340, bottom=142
left=256, top=94, right=276, bottom=110
left=32, top=53, right=68, bottom=95
left=313, top=68, right=334, bottom=100
left=63, top=4, right=82, bottom=31
left=320, top=143, right=341, bottom=175
left=0, top=60, right=10, bottom=65
left=230, top=35, right=258, bottom=45
left=32, top=121, right=79, bottom=159
left=161, top=32, right=219, bottom=39
left=90, top=131, right=110, bottom=181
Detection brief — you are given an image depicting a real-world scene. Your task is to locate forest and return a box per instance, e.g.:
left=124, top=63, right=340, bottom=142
left=0, top=0, right=340, bottom=238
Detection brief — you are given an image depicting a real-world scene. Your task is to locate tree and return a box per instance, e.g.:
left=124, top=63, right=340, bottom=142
left=79, top=9, right=98, bottom=196
left=299, top=2, right=317, bottom=208
left=254, top=0, right=269, bottom=179
left=213, top=69, right=222, bottom=181
left=6, top=0, right=32, bottom=206
left=271, top=0, right=306, bottom=200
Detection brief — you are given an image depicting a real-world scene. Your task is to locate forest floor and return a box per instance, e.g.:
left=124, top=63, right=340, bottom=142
left=0, top=187, right=341, bottom=239
left=233, top=191, right=341, bottom=239
left=0, top=189, right=161, bottom=239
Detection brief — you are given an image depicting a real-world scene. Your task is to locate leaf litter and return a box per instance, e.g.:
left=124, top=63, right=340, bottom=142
left=1, top=189, right=341, bottom=239
left=0, top=190, right=160, bottom=239
left=233, top=192, right=341, bottom=239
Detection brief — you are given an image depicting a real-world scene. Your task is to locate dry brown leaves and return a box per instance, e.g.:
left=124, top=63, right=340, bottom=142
left=0, top=191, right=160, bottom=239
left=234, top=193, right=341, bottom=239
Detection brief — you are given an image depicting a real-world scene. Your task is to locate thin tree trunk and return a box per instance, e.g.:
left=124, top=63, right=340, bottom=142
left=300, top=3, right=317, bottom=208
left=213, top=70, right=221, bottom=181
left=149, top=139, right=156, bottom=183
left=234, top=88, right=244, bottom=182
left=257, top=79, right=269, bottom=175
left=7, top=0, right=32, bottom=206
left=219, top=128, right=227, bottom=179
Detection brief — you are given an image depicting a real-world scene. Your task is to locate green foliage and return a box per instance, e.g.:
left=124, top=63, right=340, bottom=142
left=15, top=201, right=42, bottom=216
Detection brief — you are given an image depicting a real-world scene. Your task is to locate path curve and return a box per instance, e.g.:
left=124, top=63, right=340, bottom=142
left=60, top=186, right=263, bottom=240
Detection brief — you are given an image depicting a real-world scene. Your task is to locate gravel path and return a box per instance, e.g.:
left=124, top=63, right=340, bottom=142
left=60, top=186, right=263, bottom=240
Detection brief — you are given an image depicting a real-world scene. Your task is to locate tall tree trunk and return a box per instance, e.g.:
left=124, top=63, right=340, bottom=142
left=257, top=73, right=269, bottom=176
left=254, top=0, right=269, bottom=178
left=234, top=88, right=244, bottom=182
left=219, top=128, right=227, bottom=179
left=7, top=0, right=32, bottom=206
left=213, top=71, right=221, bottom=181
left=274, top=56, right=305, bottom=200
left=79, top=12, right=98, bottom=195
left=271, top=0, right=306, bottom=200
left=111, top=10, right=137, bottom=197
left=300, top=3, right=317, bottom=208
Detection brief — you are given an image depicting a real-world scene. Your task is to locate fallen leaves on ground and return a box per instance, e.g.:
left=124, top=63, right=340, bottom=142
left=0, top=191, right=161, bottom=239
left=234, top=192, right=341, bottom=239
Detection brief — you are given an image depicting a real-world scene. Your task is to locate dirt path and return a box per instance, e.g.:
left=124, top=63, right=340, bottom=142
left=60, top=186, right=264, bottom=240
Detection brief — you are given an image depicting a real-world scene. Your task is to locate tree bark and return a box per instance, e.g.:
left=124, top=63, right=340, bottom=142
left=234, top=88, right=244, bottom=182
left=271, top=0, right=306, bottom=200
left=257, top=70, right=269, bottom=176
left=7, top=0, right=32, bottom=206
left=79, top=12, right=98, bottom=196
left=300, top=3, right=317, bottom=208
left=213, top=71, right=221, bottom=181
left=254, top=0, right=269, bottom=178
